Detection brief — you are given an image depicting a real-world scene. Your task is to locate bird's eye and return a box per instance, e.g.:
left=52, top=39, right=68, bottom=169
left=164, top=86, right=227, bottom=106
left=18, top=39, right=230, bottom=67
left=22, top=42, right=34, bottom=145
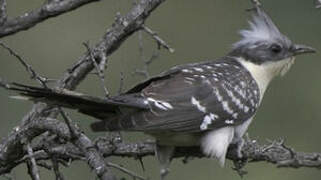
left=270, top=44, right=282, bottom=54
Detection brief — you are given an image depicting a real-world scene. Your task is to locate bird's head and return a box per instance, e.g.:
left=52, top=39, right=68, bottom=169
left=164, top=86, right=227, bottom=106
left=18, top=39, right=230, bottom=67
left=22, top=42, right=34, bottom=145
left=229, top=5, right=316, bottom=65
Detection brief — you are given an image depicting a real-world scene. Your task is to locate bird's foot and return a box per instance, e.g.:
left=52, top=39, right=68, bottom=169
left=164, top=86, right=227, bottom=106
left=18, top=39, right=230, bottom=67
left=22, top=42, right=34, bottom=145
left=155, top=144, right=175, bottom=180
left=230, top=137, right=248, bottom=177
left=236, top=137, right=245, bottom=159
left=160, top=167, right=170, bottom=180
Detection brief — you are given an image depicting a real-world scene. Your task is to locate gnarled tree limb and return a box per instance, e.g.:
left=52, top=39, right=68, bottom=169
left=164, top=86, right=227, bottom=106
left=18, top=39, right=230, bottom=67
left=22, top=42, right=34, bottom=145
left=0, top=0, right=101, bottom=38
left=1, top=118, right=321, bottom=175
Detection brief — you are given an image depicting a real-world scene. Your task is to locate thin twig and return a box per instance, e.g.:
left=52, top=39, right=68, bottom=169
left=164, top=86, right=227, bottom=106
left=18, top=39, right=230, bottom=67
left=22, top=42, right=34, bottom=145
left=0, top=0, right=6, bottom=25
left=52, top=157, right=65, bottom=180
left=58, top=107, right=79, bottom=138
left=0, top=41, right=48, bottom=88
left=36, top=161, right=52, bottom=171
left=58, top=109, right=115, bottom=180
left=146, top=44, right=160, bottom=66
left=25, top=142, right=40, bottom=180
left=142, top=25, right=174, bottom=53
left=0, top=77, right=10, bottom=89
left=107, top=162, right=147, bottom=180
left=83, top=42, right=110, bottom=97
left=138, top=30, right=145, bottom=64
left=118, top=72, right=124, bottom=94
left=134, top=30, right=150, bottom=78
left=134, top=37, right=161, bottom=78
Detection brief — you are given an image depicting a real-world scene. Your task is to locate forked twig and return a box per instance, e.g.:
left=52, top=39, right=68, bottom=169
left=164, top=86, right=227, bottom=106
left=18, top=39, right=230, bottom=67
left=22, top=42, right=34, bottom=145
left=0, top=41, right=49, bottom=88
left=83, top=42, right=110, bottom=97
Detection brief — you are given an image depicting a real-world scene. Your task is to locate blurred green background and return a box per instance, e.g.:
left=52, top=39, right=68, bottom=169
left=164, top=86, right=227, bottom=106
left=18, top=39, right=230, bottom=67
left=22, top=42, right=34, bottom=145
left=0, top=0, right=320, bottom=179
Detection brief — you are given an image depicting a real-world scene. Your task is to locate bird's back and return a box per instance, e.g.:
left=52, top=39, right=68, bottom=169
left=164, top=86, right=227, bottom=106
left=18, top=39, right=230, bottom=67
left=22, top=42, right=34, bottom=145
left=102, top=56, right=260, bottom=134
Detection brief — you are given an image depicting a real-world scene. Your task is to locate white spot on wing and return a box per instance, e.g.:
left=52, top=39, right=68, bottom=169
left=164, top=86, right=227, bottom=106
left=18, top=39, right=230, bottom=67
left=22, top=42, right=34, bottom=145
left=200, top=113, right=219, bottom=130
left=143, top=100, right=149, bottom=104
left=234, top=85, right=246, bottom=99
left=184, top=77, right=195, bottom=85
left=193, top=67, right=204, bottom=72
left=182, top=69, right=192, bottom=73
left=191, top=97, right=206, bottom=113
left=185, top=77, right=195, bottom=81
left=213, top=88, right=223, bottom=102
left=222, top=101, right=234, bottom=114
left=232, top=113, right=238, bottom=119
left=147, top=98, right=173, bottom=110
left=240, top=81, right=246, bottom=88
left=224, top=85, right=245, bottom=110
left=225, top=120, right=234, bottom=124
left=244, top=105, right=249, bottom=113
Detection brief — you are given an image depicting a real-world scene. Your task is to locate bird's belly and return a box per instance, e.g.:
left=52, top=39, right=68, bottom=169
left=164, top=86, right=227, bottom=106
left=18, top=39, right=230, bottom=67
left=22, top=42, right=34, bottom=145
left=147, top=132, right=202, bottom=146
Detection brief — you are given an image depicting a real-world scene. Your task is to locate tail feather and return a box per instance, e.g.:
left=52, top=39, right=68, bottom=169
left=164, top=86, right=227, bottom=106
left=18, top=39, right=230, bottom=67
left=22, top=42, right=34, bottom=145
left=7, top=83, right=148, bottom=121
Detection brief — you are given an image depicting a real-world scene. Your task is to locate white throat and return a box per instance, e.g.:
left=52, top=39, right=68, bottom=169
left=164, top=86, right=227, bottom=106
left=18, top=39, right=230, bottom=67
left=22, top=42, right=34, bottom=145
left=237, top=57, right=295, bottom=100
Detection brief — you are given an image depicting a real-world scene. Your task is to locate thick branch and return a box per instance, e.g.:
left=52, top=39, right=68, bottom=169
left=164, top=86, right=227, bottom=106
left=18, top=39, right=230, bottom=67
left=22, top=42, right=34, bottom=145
left=0, top=0, right=100, bottom=38
left=1, top=118, right=321, bottom=174
left=59, top=109, right=115, bottom=180
left=25, top=142, right=41, bottom=180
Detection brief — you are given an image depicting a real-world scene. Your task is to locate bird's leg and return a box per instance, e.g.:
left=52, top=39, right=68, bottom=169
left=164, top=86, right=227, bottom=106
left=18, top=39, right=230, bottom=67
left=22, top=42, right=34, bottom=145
left=236, top=137, right=245, bottom=159
left=230, top=137, right=248, bottom=177
left=231, top=136, right=245, bottom=159
left=155, top=144, right=175, bottom=180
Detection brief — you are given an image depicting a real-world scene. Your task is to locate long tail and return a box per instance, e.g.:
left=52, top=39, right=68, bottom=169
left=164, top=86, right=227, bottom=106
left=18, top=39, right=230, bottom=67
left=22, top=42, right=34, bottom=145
left=6, top=83, right=148, bottom=123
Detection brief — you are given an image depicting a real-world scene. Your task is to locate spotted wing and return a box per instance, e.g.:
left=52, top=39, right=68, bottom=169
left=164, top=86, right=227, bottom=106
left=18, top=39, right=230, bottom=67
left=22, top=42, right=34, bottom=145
left=109, top=58, right=260, bottom=133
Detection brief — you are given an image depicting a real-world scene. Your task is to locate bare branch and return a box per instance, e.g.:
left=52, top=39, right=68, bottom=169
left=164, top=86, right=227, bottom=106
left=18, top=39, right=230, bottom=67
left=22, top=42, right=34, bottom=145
left=51, top=158, right=65, bottom=180
left=58, top=108, right=115, bottom=180
left=134, top=36, right=161, bottom=78
left=0, top=0, right=101, bottom=38
left=0, top=0, right=6, bottom=25
left=83, top=42, right=110, bottom=97
left=1, top=116, right=320, bottom=176
left=36, top=160, right=52, bottom=171
left=25, top=142, right=40, bottom=180
left=142, top=25, right=174, bottom=53
left=107, top=162, right=147, bottom=180
left=2, top=124, right=321, bottom=175
left=0, top=77, right=10, bottom=89
left=117, top=72, right=124, bottom=94
left=0, top=41, right=48, bottom=87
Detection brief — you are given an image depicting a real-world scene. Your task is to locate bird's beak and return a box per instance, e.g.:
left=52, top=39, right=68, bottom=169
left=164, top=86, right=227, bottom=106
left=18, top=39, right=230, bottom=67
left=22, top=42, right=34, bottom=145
left=292, top=44, right=316, bottom=56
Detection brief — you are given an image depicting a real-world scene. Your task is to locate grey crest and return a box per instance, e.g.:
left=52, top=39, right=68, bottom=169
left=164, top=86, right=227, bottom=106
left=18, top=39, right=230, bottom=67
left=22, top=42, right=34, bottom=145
left=229, top=6, right=294, bottom=64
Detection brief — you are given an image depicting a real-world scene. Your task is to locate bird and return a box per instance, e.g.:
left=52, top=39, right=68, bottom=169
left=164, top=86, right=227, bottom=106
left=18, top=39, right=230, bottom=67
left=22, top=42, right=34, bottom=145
left=4, top=3, right=316, bottom=179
